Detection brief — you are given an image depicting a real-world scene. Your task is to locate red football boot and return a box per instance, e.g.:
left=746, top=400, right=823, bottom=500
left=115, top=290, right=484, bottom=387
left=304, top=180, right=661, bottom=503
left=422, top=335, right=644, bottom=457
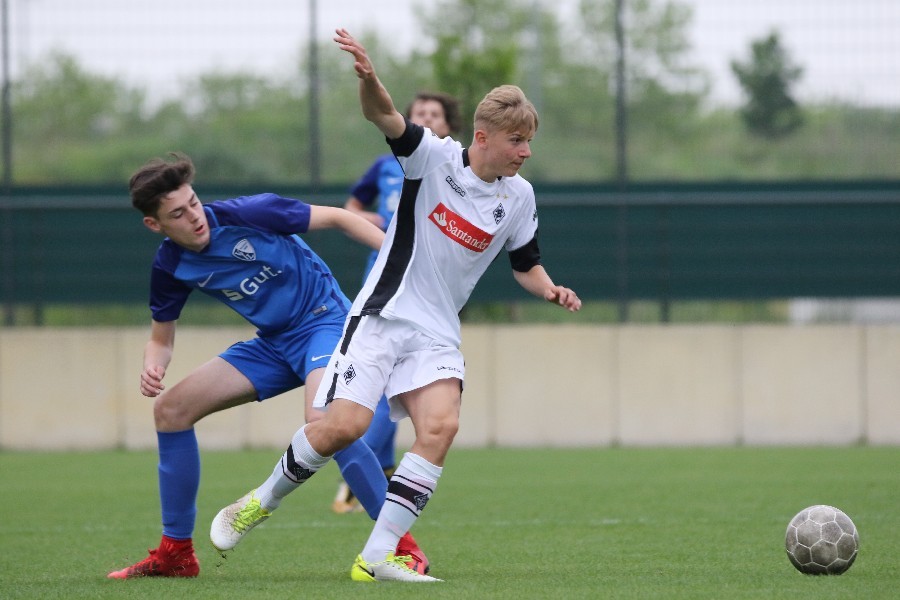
left=107, top=535, right=199, bottom=579
left=395, top=531, right=430, bottom=575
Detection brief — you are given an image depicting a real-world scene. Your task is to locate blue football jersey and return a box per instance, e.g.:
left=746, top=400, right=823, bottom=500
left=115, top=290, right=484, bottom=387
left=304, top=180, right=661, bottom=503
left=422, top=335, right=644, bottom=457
left=350, top=153, right=404, bottom=277
left=148, top=193, right=350, bottom=335
left=350, top=153, right=404, bottom=230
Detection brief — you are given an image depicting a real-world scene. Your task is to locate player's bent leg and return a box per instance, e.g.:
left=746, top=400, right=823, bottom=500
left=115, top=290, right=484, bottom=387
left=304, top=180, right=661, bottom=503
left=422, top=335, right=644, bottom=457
left=210, top=423, right=331, bottom=553
left=110, top=359, right=258, bottom=576
left=133, top=428, right=202, bottom=578
left=154, top=357, right=258, bottom=431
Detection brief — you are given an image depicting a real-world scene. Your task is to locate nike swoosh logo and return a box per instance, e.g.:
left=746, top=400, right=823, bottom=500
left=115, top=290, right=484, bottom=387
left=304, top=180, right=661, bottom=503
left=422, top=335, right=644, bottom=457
left=197, top=273, right=214, bottom=287
left=310, top=355, right=330, bottom=362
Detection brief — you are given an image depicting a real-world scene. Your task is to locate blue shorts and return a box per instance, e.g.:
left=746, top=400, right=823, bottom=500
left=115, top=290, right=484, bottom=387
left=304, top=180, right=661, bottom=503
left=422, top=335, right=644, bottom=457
left=220, top=313, right=345, bottom=401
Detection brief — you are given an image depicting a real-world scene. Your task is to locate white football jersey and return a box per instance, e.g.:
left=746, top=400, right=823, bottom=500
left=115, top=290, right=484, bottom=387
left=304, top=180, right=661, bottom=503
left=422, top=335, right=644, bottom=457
left=349, top=123, right=540, bottom=347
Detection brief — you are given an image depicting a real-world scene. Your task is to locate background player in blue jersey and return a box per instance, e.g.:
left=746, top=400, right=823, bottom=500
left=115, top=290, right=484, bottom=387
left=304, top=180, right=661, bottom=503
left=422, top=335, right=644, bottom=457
left=332, top=91, right=462, bottom=514
left=108, top=152, right=429, bottom=579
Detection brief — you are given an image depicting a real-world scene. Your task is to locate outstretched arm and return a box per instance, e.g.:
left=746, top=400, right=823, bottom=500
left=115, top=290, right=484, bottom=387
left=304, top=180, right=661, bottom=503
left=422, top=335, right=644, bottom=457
left=334, top=28, right=406, bottom=139
left=307, top=204, right=385, bottom=251
left=513, top=265, right=582, bottom=312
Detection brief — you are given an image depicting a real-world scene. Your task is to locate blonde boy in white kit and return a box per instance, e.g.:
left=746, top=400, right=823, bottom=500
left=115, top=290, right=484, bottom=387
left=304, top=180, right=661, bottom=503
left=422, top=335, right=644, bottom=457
left=210, top=27, right=582, bottom=582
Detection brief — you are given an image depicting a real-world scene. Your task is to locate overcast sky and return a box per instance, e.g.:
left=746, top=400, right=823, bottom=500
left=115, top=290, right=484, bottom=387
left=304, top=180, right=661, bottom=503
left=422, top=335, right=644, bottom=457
left=7, top=0, right=900, bottom=106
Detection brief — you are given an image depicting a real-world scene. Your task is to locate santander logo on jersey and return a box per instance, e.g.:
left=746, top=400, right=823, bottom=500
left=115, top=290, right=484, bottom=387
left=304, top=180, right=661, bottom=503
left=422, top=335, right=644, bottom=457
left=429, top=202, right=493, bottom=252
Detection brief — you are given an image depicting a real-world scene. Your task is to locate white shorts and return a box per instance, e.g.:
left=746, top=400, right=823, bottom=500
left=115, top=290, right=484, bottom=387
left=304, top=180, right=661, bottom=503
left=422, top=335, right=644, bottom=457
left=312, top=314, right=465, bottom=421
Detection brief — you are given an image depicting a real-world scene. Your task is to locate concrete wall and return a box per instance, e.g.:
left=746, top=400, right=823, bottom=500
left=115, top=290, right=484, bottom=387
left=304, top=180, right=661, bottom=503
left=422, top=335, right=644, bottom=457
left=1, top=324, right=897, bottom=450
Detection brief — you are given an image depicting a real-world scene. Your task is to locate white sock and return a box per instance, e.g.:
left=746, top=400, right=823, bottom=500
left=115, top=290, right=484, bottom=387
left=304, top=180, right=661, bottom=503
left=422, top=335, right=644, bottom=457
left=256, top=425, right=330, bottom=511
left=361, top=452, right=442, bottom=563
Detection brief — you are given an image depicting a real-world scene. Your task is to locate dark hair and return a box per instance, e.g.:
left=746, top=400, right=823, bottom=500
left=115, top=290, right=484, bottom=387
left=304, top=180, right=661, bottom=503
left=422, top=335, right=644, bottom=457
left=405, top=91, right=463, bottom=135
left=129, top=152, right=196, bottom=217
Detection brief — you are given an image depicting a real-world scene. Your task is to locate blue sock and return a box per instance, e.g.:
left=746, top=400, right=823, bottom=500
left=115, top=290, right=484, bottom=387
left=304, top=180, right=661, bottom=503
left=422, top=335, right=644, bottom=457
left=158, top=429, right=200, bottom=540
left=333, top=438, right=388, bottom=521
left=362, top=396, right=398, bottom=470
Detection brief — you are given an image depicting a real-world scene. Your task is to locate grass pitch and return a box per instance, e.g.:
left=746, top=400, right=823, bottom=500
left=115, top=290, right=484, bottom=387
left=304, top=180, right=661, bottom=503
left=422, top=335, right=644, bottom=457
left=1, top=446, right=898, bottom=599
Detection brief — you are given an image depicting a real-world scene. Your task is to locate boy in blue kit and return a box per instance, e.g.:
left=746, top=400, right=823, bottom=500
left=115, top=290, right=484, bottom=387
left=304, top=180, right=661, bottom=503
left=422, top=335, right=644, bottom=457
left=108, top=152, right=429, bottom=579
left=333, top=91, right=462, bottom=513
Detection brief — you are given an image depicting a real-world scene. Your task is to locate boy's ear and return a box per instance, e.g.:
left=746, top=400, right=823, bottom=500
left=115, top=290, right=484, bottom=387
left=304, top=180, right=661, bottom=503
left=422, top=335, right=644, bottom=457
left=143, top=216, right=162, bottom=233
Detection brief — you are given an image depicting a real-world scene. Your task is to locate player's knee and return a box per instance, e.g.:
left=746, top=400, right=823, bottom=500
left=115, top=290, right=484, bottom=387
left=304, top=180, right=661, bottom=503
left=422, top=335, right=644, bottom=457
left=153, top=393, right=194, bottom=431
left=410, top=413, right=457, bottom=464
left=316, top=410, right=369, bottom=448
left=305, top=406, right=325, bottom=424
left=442, top=414, right=460, bottom=442
left=334, top=417, right=369, bottom=444
left=420, top=412, right=459, bottom=445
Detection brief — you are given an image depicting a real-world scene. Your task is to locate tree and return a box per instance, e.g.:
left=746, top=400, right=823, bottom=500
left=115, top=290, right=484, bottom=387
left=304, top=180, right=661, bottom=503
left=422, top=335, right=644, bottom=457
left=177, top=72, right=306, bottom=183
left=731, top=30, right=804, bottom=139
left=412, top=0, right=609, bottom=179
left=576, top=0, right=709, bottom=179
left=415, top=0, right=530, bottom=139
left=14, top=52, right=144, bottom=140
left=12, top=51, right=147, bottom=182
left=577, top=0, right=708, bottom=111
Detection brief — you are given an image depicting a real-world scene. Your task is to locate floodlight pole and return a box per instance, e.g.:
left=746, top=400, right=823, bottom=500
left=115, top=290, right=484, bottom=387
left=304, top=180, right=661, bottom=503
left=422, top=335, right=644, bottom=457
left=613, top=0, right=629, bottom=322
left=308, top=0, right=321, bottom=190
left=526, top=1, right=543, bottom=113
left=1, top=0, right=11, bottom=191
left=1, top=0, right=14, bottom=325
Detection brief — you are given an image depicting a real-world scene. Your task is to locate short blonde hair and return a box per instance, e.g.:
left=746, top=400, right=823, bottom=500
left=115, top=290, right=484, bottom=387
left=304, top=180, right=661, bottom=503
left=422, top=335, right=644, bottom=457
left=474, top=85, right=538, bottom=136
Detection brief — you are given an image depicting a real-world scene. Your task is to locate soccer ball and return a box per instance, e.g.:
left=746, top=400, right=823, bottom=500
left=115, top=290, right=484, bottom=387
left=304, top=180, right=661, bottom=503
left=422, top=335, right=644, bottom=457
left=784, top=505, right=859, bottom=575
